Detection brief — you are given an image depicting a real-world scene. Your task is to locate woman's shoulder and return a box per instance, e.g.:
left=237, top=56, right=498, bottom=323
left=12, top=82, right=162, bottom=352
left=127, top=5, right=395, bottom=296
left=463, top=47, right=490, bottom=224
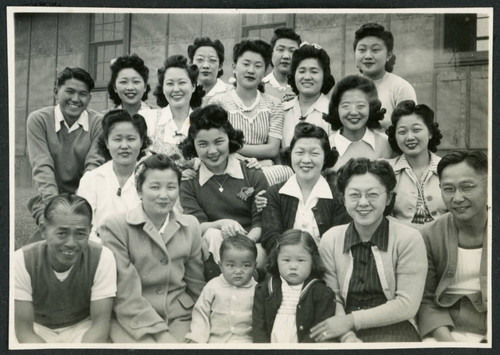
left=321, top=223, right=350, bottom=243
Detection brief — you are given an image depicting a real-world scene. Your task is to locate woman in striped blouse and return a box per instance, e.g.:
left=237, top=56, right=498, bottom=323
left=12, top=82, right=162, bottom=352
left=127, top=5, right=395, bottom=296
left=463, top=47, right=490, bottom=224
left=209, top=39, right=292, bottom=185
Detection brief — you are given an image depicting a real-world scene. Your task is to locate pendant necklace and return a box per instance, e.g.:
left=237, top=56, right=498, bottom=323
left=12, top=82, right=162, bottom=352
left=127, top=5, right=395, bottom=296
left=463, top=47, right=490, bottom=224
left=213, top=175, right=229, bottom=193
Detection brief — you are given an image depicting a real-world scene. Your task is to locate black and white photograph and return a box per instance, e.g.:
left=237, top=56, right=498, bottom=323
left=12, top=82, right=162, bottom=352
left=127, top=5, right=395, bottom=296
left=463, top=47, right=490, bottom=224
left=7, top=5, right=494, bottom=351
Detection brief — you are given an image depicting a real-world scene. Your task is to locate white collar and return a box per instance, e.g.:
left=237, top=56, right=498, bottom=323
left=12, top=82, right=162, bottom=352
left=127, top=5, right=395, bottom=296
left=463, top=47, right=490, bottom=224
left=286, top=94, right=329, bottom=116
left=54, top=105, right=89, bottom=133
left=263, top=71, right=288, bottom=89
left=158, top=213, right=170, bottom=235
left=279, top=174, right=333, bottom=202
left=198, top=155, right=244, bottom=186
left=334, top=128, right=376, bottom=157
left=206, top=78, right=228, bottom=97
left=100, top=160, right=136, bottom=190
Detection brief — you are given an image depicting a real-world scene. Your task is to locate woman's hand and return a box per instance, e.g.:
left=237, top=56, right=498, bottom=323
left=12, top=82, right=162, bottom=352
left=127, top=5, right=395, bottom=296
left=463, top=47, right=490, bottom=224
left=244, top=157, right=262, bottom=170
left=254, top=190, right=268, bottom=212
left=181, top=168, right=197, bottom=181
left=220, top=220, right=247, bottom=238
left=310, top=314, right=355, bottom=342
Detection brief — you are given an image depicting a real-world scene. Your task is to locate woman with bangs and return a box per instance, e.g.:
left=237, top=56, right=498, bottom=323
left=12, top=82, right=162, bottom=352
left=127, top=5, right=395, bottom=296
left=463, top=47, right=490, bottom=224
left=281, top=43, right=336, bottom=149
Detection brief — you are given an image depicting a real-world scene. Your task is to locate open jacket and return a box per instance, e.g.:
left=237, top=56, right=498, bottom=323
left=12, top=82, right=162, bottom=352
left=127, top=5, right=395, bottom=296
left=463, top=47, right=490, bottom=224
left=252, top=275, right=335, bottom=343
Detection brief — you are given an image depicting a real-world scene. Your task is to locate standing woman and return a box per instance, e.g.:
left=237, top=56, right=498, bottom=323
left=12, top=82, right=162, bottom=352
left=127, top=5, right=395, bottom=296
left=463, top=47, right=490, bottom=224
left=149, top=55, right=204, bottom=176
left=107, top=54, right=153, bottom=116
left=353, top=23, right=417, bottom=130
left=209, top=39, right=290, bottom=185
left=78, top=109, right=151, bottom=242
left=100, top=154, right=205, bottom=343
left=313, top=158, right=427, bottom=342
left=282, top=43, right=336, bottom=149
left=386, top=100, right=446, bottom=228
left=187, top=37, right=232, bottom=106
left=261, top=122, right=350, bottom=254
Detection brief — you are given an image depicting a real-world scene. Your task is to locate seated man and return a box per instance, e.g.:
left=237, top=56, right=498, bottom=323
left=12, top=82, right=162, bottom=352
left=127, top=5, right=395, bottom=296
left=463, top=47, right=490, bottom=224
left=26, top=67, right=104, bottom=243
left=418, top=151, right=488, bottom=342
left=14, top=194, right=116, bottom=343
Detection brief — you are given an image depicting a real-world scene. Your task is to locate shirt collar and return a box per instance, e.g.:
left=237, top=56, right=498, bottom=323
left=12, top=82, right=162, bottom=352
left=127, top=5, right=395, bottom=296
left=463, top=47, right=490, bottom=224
left=126, top=204, right=189, bottom=227
left=343, top=217, right=389, bottom=253
left=392, top=151, right=440, bottom=175
left=334, top=128, right=376, bottom=157
left=115, top=101, right=151, bottom=111
left=198, top=155, right=244, bottom=186
left=285, top=94, right=329, bottom=116
left=54, top=104, right=89, bottom=132
left=206, top=78, right=228, bottom=97
left=279, top=174, right=333, bottom=201
left=263, top=71, right=287, bottom=88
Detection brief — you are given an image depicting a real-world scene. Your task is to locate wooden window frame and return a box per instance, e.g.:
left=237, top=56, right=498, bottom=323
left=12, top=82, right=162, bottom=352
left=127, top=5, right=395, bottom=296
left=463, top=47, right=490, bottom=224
left=241, top=14, right=295, bottom=39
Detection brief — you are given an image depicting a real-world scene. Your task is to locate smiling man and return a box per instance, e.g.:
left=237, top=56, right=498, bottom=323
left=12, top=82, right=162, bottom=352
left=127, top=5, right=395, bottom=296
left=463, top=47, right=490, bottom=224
left=418, top=150, right=488, bottom=343
left=26, top=67, right=105, bottom=243
left=263, top=27, right=301, bottom=102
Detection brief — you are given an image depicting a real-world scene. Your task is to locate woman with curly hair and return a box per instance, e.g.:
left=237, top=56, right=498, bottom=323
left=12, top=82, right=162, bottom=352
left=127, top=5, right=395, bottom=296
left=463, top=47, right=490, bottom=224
left=353, top=23, right=417, bottom=130
left=187, top=36, right=232, bottom=105
left=148, top=55, right=205, bottom=178
left=327, top=75, right=394, bottom=172
left=179, top=104, right=268, bottom=276
left=282, top=43, right=336, bottom=149
left=386, top=100, right=446, bottom=228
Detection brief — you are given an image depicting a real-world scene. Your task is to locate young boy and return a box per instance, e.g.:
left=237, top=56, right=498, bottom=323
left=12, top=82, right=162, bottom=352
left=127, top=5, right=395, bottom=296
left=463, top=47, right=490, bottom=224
left=14, top=194, right=116, bottom=343
left=185, top=236, right=257, bottom=343
left=263, top=27, right=301, bottom=102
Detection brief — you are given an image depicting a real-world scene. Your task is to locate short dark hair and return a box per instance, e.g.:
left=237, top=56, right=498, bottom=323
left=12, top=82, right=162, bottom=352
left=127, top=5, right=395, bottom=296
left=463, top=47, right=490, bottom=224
left=270, top=27, right=302, bottom=50
left=97, top=109, right=152, bottom=161
left=283, top=122, right=338, bottom=170
left=353, top=23, right=396, bottom=73
left=56, top=67, right=95, bottom=92
left=107, top=54, right=151, bottom=106
left=437, top=150, right=488, bottom=180
left=44, top=193, right=92, bottom=226
left=187, top=37, right=225, bottom=78
left=153, top=55, right=204, bottom=108
left=336, top=158, right=397, bottom=216
left=266, top=229, right=325, bottom=279
left=134, top=153, right=182, bottom=193
left=220, top=235, right=258, bottom=262
left=289, top=44, right=335, bottom=95
left=327, top=75, right=385, bottom=131
left=386, top=100, right=442, bottom=154
left=233, top=39, right=273, bottom=69
left=179, top=104, right=244, bottom=159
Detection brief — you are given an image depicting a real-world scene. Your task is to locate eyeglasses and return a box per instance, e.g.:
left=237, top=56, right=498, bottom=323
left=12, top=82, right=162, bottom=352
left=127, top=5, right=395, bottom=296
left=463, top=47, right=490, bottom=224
left=441, top=184, right=480, bottom=197
left=345, top=191, right=386, bottom=202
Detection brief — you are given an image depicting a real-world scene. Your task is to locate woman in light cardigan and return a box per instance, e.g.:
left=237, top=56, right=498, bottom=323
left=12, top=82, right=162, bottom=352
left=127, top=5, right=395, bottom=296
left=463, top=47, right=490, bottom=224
left=313, top=158, right=427, bottom=342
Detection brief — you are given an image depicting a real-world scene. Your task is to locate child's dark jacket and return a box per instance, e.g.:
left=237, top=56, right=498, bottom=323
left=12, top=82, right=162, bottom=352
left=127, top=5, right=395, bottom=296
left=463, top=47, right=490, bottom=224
left=252, top=275, right=335, bottom=342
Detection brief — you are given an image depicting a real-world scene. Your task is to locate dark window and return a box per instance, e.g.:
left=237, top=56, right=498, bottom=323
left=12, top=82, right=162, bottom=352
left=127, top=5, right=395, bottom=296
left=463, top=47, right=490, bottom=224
left=443, top=14, right=489, bottom=53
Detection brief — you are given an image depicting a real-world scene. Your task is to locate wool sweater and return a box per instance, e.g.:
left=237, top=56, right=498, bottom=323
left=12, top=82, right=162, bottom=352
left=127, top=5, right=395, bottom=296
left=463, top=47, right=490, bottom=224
left=319, top=217, right=427, bottom=331
left=252, top=275, right=335, bottom=343
left=26, top=106, right=104, bottom=222
left=417, top=213, right=488, bottom=337
left=261, top=179, right=351, bottom=253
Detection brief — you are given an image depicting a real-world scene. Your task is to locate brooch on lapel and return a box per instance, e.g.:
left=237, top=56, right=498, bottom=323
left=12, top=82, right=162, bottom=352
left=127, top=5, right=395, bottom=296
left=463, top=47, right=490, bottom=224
left=237, top=187, right=255, bottom=201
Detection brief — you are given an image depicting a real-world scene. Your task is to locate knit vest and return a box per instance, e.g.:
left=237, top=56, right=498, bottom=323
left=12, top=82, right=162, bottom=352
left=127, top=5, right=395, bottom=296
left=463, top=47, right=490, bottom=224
left=23, top=241, right=102, bottom=329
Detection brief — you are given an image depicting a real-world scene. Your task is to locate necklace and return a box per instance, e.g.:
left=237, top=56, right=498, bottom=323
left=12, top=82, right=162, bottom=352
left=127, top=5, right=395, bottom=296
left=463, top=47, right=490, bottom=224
left=213, top=175, right=229, bottom=192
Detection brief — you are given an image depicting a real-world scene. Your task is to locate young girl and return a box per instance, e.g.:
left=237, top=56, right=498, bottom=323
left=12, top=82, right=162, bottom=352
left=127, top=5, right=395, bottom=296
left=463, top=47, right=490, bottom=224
left=327, top=75, right=394, bottom=172
left=253, top=230, right=335, bottom=343
left=99, top=154, right=205, bottom=343
left=78, top=109, right=151, bottom=241
left=185, top=236, right=257, bottom=343
left=179, top=104, right=268, bottom=275
left=261, top=122, right=350, bottom=254
left=353, top=23, right=417, bottom=130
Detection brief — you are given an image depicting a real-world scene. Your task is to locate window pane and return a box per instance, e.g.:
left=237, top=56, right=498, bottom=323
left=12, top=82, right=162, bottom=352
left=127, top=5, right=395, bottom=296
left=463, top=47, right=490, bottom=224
left=104, top=66, right=111, bottom=81
left=103, top=23, right=114, bottom=41
left=116, top=44, right=123, bottom=56
left=260, top=14, right=273, bottom=24
left=476, top=17, right=489, bottom=38
left=104, top=44, right=115, bottom=61
left=96, top=63, right=104, bottom=82
left=95, top=13, right=103, bottom=25
left=114, top=21, right=123, bottom=40
left=260, top=27, right=274, bottom=41
left=443, top=14, right=476, bottom=52
left=247, top=29, right=259, bottom=38
left=273, top=14, right=286, bottom=23
left=97, top=46, right=104, bottom=62
left=476, top=39, right=488, bottom=51
left=115, top=13, right=124, bottom=22
left=245, top=14, right=259, bottom=25
left=103, top=13, right=114, bottom=24
left=93, top=24, right=102, bottom=42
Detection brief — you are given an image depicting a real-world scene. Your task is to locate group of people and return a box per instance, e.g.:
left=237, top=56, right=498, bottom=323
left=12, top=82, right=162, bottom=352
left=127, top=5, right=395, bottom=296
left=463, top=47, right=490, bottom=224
left=14, top=22, right=488, bottom=345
